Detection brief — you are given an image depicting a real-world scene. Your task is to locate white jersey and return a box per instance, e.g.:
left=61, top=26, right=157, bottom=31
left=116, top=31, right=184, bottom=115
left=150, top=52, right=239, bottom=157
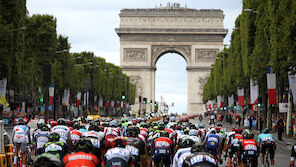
left=172, top=147, right=191, bottom=167
left=105, top=147, right=132, bottom=162
left=51, top=125, right=71, bottom=143
left=13, top=125, right=30, bottom=144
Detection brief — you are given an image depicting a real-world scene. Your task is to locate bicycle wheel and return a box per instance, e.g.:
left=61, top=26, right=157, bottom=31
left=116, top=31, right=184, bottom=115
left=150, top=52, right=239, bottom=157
left=265, top=153, right=270, bottom=167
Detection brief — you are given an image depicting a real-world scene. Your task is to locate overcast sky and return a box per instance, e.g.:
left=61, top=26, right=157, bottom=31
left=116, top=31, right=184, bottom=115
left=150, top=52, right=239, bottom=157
left=27, top=0, right=243, bottom=114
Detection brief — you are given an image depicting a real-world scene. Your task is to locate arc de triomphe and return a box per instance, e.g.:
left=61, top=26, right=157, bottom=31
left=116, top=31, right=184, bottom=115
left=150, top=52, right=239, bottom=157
left=116, top=6, right=227, bottom=115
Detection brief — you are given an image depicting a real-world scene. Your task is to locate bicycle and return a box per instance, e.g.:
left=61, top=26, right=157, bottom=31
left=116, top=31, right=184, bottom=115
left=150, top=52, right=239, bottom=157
left=231, top=153, right=239, bottom=167
left=15, top=143, right=33, bottom=167
left=264, top=148, right=270, bottom=167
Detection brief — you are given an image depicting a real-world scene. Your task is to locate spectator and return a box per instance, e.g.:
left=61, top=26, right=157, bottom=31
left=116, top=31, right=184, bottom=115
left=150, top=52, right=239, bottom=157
left=237, top=114, right=241, bottom=128
left=259, top=115, right=263, bottom=133
left=248, top=116, right=253, bottom=130
left=277, top=116, right=284, bottom=141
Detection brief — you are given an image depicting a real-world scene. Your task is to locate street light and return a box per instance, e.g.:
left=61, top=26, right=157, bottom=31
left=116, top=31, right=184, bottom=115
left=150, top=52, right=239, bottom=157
left=74, top=62, right=93, bottom=67
left=56, top=49, right=68, bottom=54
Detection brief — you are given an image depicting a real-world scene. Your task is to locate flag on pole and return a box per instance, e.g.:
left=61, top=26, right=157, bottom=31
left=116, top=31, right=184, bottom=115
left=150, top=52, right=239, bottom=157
left=63, top=88, right=70, bottom=106
left=237, top=88, right=245, bottom=106
left=48, top=84, right=54, bottom=105
left=267, top=73, right=277, bottom=104
left=0, top=78, right=7, bottom=98
left=83, top=93, right=87, bottom=106
left=0, top=94, right=9, bottom=107
left=289, top=72, right=296, bottom=103
left=76, top=91, right=81, bottom=107
left=217, top=95, right=224, bottom=108
left=228, top=94, right=234, bottom=107
left=250, top=79, right=259, bottom=104
left=99, top=95, right=103, bottom=108
left=86, top=92, right=89, bottom=106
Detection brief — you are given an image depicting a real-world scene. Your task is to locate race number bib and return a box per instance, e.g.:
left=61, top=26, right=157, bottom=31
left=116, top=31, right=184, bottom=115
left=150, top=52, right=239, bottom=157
left=126, top=145, right=139, bottom=156
left=91, top=139, right=101, bottom=148
left=45, top=144, right=62, bottom=152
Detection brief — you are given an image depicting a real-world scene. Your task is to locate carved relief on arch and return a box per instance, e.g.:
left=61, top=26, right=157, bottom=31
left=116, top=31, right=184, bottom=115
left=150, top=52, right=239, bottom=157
left=129, top=75, right=143, bottom=99
left=151, top=45, right=191, bottom=65
left=197, top=76, right=209, bottom=96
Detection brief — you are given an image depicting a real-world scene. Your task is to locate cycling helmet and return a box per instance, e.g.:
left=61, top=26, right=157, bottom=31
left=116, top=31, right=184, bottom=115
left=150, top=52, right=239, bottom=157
left=235, top=128, right=243, bottom=134
left=67, top=121, right=73, bottom=127
left=49, top=132, right=60, bottom=142
left=112, top=137, right=127, bottom=148
left=217, top=123, right=222, bottom=127
left=158, top=122, right=165, bottom=130
left=34, top=153, right=62, bottom=167
left=263, top=128, right=271, bottom=134
left=184, top=129, right=189, bottom=135
left=132, top=119, right=137, bottom=125
left=190, top=124, right=197, bottom=130
left=109, top=120, right=119, bottom=127
left=40, top=125, right=50, bottom=132
left=159, top=131, right=170, bottom=138
left=170, top=117, right=176, bottom=122
left=209, top=128, right=217, bottom=134
left=126, top=126, right=139, bottom=137
left=189, top=130, right=198, bottom=136
left=88, top=125, right=100, bottom=132
left=163, top=120, right=169, bottom=125
left=50, top=121, right=58, bottom=127
left=151, top=122, right=158, bottom=127
left=244, top=131, right=254, bottom=139
left=191, top=143, right=206, bottom=153
left=37, top=121, right=43, bottom=129
left=74, top=139, right=93, bottom=153
left=17, top=119, right=25, bottom=125
left=198, top=123, right=205, bottom=129
left=73, top=122, right=80, bottom=130
left=57, top=118, right=66, bottom=125
left=179, top=138, right=195, bottom=149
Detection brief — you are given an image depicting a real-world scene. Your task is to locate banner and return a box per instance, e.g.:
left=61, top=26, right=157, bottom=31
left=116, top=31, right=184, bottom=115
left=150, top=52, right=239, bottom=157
left=0, top=78, right=7, bottom=97
left=289, top=72, right=296, bottom=103
left=267, top=73, right=277, bottom=104
left=76, top=92, right=81, bottom=107
left=237, top=88, right=245, bottom=106
left=63, top=88, right=70, bottom=106
left=0, top=94, right=9, bottom=107
left=228, top=94, right=234, bottom=107
left=279, top=103, right=288, bottom=113
left=250, top=79, right=259, bottom=104
left=48, top=84, right=54, bottom=105
left=99, top=96, right=103, bottom=108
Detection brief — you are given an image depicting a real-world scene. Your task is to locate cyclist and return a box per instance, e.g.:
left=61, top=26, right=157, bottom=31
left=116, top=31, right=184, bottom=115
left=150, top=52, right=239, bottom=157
left=290, top=143, right=296, bottom=167
left=102, top=136, right=135, bottom=167
left=34, top=153, right=62, bottom=167
left=224, top=128, right=243, bottom=167
left=258, top=128, right=276, bottom=167
left=51, top=118, right=72, bottom=151
left=63, top=139, right=99, bottom=167
left=126, top=126, right=147, bottom=167
left=204, top=128, right=221, bottom=159
left=240, top=131, right=258, bottom=167
left=182, top=143, right=218, bottom=167
left=172, top=138, right=196, bottom=167
left=152, top=131, right=173, bottom=167
left=33, top=124, right=50, bottom=156
left=12, top=118, right=31, bottom=167
left=70, top=122, right=83, bottom=144
left=43, top=132, right=68, bottom=161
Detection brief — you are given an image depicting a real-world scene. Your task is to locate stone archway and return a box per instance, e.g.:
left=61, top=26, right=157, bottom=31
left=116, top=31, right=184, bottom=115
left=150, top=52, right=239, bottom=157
left=116, top=5, right=227, bottom=115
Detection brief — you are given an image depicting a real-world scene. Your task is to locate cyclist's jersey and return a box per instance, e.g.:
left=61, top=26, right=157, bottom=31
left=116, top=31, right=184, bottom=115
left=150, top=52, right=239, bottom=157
left=44, top=141, right=68, bottom=161
left=51, top=125, right=71, bottom=144
left=138, top=134, right=147, bottom=144
left=126, top=136, right=146, bottom=166
left=103, top=147, right=134, bottom=167
left=189, top=129, right=199, bottom=136
left=83, top=130, right=104, bottom=140
left=291, top=144, right=296, bottom=166
left=83, top=131, right=104, bottom=149
left=172, top=147, right=191, bottom=167
left=34, top=131, right=50, bottom=154
left=12, top=125, right=30, bottom=144
left=153, top=137, right=173, bottom=150
left=70, top=129, right=83, bottom=143
left=140, top=128, right=148, bottom=137
left=165, top=128, right=177, bottom=142
left=241, top=139, right=257, bottom=153
left=258, top=133, right=275, bottom=144
left=205, top=134, right=220, bottom=148
left=229, top=133, right=243, bottom=150
left=182, top=152, right=218, bottom=167
left=104, top=127, right=121, bottom=137
left=63, top=152, right=99, bottom=167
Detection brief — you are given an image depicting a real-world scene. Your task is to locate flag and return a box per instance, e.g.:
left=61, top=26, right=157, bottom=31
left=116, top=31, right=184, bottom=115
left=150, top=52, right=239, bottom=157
left=121, top=101, right=124, bottom=108
left=48, top=84, right=54, bottom=105
left=0, top=78, right=7, bottom=97
left=228, top=94, right=234, bottom=107
left=0, top=94, right=9, bottom=107
left=289, top=72, right=296, bottom=103
left=267, top=73, right=277, bottom=104
left=83, top=93, right=87, bottom=106
left=237, top=88, right=245, bottom=106
left=250, top=79, right=259, bottom=104
left=99, top=95, right=103, bottom=108
left=115, top=101, right=120, bottom=108
left=111, top=100, right=115, bottom=108
left=63, top=88, right=70, bottom=106
left=76, top=92, right=81, bottom=107
left=105, top=101, right=110, bottom=108
left=86, top=92, right=89, bottom=106
left=217, top=95, right=224, bottom=108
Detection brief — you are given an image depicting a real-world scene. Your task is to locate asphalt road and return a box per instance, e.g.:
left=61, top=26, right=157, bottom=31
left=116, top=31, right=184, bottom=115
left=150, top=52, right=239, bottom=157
left=190, top=116, right=291, bottom=166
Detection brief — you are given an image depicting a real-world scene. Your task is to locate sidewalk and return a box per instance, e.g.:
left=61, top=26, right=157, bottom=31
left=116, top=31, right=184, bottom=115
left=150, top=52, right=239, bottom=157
left=221, top=120, right=295, bottom=150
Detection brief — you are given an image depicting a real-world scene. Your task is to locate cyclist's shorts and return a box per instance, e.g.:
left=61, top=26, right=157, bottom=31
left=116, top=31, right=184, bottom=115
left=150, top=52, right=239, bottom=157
left=206, top=146, right=218, bottom=157
left=261, top=143, right=276, bottom=159
left=229, top=146, right=240, bottom=157
left=241, top=150, right=257, bottom=164
left=153, top=148, right=170, bottom=165
left=106, top=157, right=129, bottom=167
left=15, top=142, right=27, bottom=154
left=195, top=162, right=218, bottom=167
